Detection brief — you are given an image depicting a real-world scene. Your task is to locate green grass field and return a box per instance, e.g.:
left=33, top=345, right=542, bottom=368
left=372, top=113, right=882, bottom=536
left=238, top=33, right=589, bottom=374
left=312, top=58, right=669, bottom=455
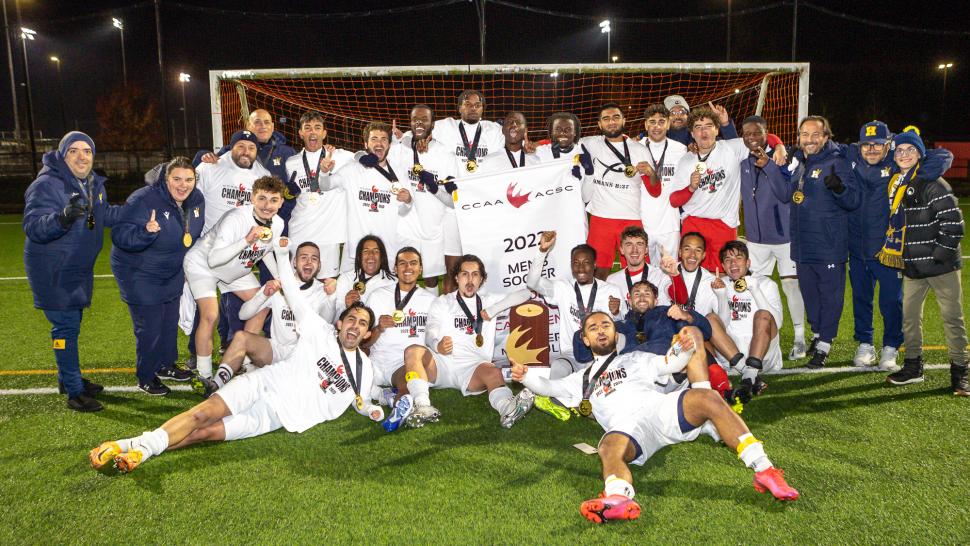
left=1, top=211, right=968, bottom=544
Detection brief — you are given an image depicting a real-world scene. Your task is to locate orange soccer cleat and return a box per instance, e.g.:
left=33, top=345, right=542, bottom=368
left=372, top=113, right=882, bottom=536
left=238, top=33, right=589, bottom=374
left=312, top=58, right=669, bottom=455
left=753, top=467, right=799, bottom=501
left=113, top=450, right=144, bottom=474
left=88, top=441, right=122, bottom=471
left=580, top=493, right=641, bottom=524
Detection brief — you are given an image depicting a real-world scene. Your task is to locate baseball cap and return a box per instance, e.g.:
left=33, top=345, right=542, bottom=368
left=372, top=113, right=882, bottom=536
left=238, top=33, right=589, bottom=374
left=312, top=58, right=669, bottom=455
left=229, top=130, right=259, bottom=147
left=664, top=95, right=690, bottom=113
left=859, top=121, right=890, bottom=144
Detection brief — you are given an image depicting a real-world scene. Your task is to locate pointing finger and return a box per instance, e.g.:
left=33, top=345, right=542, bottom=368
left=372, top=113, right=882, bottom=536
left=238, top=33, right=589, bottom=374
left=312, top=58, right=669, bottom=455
left=150, top=209, right=156, bottom=221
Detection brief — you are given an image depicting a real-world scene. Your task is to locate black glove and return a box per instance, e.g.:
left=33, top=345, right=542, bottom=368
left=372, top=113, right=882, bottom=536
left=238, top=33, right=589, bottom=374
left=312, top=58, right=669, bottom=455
left=58, top=194, right=86, bottom=229
left=824, top=170, right=846, bottom=194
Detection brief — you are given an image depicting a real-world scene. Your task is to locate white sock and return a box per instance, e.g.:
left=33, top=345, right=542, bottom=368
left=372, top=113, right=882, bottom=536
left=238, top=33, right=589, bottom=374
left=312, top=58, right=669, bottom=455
left=131, top=428, right=170, bottom=461
left=741, top=369, right=759, bottom=382
left=737, top=433, right=772, bottom=472
left=407, top=377, right=431, bottom=407
left=214, top=364, right=234, bottom=388
left=691, top=380, right=712, bottom=390
left=488, top=386, right=515, bottom=415
left=781, top=278, right=805, bottom=343
left=817, top=341, right=831, bottom=354
left=604, top=474, right=635, bottom=499
left=116, top=438, right=133, bottom=452
left=197, top=355, right=213, bottom=378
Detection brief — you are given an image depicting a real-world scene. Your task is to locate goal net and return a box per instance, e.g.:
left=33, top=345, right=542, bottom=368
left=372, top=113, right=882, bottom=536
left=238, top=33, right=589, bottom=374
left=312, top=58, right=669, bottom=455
left=207, top=63, right=809, bottom=151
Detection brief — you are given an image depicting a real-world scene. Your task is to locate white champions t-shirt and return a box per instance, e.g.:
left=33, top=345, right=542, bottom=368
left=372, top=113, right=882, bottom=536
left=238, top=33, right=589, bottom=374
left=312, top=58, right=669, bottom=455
left=671, top=138, right=748, bottom=228
left=638, top=137, right=688, bottom=235
left=195, top=153, right=271, bottom=236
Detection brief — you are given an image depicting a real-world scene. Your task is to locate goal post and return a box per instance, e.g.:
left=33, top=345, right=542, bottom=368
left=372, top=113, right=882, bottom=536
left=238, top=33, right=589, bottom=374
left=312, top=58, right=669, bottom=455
left=208, top=62, right=809, bottom=151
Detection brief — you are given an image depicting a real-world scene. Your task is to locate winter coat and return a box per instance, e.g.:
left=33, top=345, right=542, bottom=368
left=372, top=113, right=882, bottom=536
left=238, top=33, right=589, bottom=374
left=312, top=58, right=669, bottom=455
left=901, top=176, right=964, bottom=279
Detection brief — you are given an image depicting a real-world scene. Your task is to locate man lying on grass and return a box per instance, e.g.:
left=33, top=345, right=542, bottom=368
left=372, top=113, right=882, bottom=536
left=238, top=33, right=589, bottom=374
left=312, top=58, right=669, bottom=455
left=89, top=238, right=383, bottom=473
left=511, top=313, right=798, bottom=524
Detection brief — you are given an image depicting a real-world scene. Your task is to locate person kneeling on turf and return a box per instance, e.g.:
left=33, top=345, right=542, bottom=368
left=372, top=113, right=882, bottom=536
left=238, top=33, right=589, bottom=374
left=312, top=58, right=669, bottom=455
left=511, top=313, right=798, bottom=523
left=89, top=239, right=383, bottom=473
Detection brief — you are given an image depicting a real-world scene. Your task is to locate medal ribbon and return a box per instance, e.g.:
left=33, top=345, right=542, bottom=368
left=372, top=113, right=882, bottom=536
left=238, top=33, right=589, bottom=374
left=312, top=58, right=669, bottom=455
left=412, top=140, right=422, bottom=169
left=506, top=147, right=525, bottom=168
left=582, top=351, right=618, bottom=400
left=681, top=266, right=704, bottom=311
left=603, top=137, right=632, bottom=168
left=395, top=285, right=417, bottom=312
left=456, top=293, right=483, bottom=336
left=373, top=162, right=399, bottom=183
left=338, top=348, right=364, bottom=402
left=301, top=150, right=321, bottom=193
left=646, top=140, right=668, bottom=179
left=624, top=266, right=644, bottom=293
left=574, top=282, right=598, bottom=319
left=458, top=123, right=483, bottom=165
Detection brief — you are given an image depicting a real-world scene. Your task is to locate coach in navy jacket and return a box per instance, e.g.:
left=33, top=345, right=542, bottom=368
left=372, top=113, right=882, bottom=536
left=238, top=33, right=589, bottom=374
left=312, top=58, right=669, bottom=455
left=777, top=117, right=859, bottom=367
left=23, top=132, right=121, bottom=411
left=111, top=158, right=205, bottom=392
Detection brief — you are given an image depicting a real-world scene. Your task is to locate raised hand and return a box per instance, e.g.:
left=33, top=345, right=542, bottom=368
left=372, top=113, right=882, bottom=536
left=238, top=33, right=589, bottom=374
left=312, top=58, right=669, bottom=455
left=608, top=295, right=621, bottom=315
left=319, top=145, right=336, bottom=173
left=378, top=314, right=395, bottom=331
left=753, top=146, right=770, bottom=168
left=323, top=277, right=337, bottom=295
left=245, top=225, right=264, bottom=244
left=524, top=136, right=538, bottom=154
left=391, top=119, right=404, bottom=140
left=538, top=230, right=557, bottom=252
left=145, top=209, right=160, bottom=233
left=202, top=152, right=219, bottom=164
left=263, top=279, right=281, bottom=296
left=659, top=246, right=679, bottom=276
left=708, top=101, right=730, bottom=125
left=636, top=161, right=655, bottom=179
left=690, top=169, right=702, bottom=191
left=711, top=267, right=726, bottom=290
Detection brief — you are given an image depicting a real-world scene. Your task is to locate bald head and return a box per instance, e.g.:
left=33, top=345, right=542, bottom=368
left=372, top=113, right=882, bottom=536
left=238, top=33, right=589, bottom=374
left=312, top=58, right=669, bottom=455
left=248, top=109, right=274, bottom=143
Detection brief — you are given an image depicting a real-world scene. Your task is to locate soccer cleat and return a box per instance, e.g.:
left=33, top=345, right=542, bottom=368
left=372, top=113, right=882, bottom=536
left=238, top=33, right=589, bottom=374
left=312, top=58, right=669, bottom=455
left=67, top=393, right=103, bottom=412
left=500, top=388, right=535, bottom=429
left=752, top=377, right=768, bottom=396
left=878, top=347, right=900, bottom=372
left=853, top=343, right=876, bottom=367
left=190, top=373, right=218, bottom=398
left=805, top=336, right=820, bottom=358
left=378, top=387, right=398, bottom=407
left=405, top=404, right=441, bottom=428
left=580, top=493, right=641, bottom=523
left=157, top=365, right=194, bottom=382
left=949, top=363, right=968, bottom=396
left=787, top=341, right=807, bottom=360
left=138, top=378, right=171, bottom=396
left=533, top=395, right=571, bottom=421
left=753, top=467, right=799, bottom=501
left=113, top=450, right=144, bottom=474
left=887, top=358, right=924, bottom=386
left=805, top=350, right=828, bottom=370
left=89, top=441, right=122, bottom=471
left=736, top=378, right=755, bottom=404
left=183, top=354, right=197, bottom=371
left=382, top=394, right=414, bottom=433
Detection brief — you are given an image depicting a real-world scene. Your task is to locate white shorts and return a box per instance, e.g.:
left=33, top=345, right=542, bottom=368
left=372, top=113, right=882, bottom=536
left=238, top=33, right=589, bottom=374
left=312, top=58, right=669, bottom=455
left=430, top=350, right=488, bottom=396
left=217, top=372, right=283, bottom=441
left=271, top=339, right=296, bottom=363
left=442, top=209, right=462, bottom=256
left=372, top=360, right=404, bottom=387
left=289, top=239, right=341, bottom=279
left=185, top=259, right=260, bottom=299
left=647, top=231, right=680, bottom=267
left=747, top=241, right=797, bottom=278
left=414, top=235, right=446, bottom=278
left=731, top=334, right=783, bottom=373
left=599, top=390, right=706, bottom=466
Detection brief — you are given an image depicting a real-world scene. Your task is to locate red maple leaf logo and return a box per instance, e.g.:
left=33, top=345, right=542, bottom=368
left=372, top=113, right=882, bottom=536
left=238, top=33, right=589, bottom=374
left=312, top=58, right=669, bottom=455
left=506, top=182, right=531, bottom=208
left=371, top=185, right=380, bottom=194
left=408, top=309, right=416, bottom=317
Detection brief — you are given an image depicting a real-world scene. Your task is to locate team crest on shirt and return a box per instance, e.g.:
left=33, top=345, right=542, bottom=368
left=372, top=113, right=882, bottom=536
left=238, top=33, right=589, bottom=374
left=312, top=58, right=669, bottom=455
left=273, top=158, right=281, bottom=166
left=359, top=185, right=392, bottom=212
left=881, top=167, right=891, bottom=177
left=163, top=211, right=170, bottom=220
left=699, top=167, right=727, bottom=193
left=193, top=207, right=200, bottom=217
left=728, top=294, right=752, bottom=321
left=316, top=355, right=352, bottom=394
left=596, top=366, right=628, bottom=397
left=811, top=169, right=822, bottom=178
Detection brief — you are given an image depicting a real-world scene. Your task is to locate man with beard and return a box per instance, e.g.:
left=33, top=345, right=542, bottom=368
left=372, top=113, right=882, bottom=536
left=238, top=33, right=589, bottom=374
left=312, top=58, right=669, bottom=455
left=512, top=316, right=798, bottom=523
left=192, top=242, right=334, bottom=397
left=638, top=104, right=688, bottom=265
left=89, top=240, right=384, bottom=474
left=332, top=236, right=397, bottom=317
left=536, top=112, right=583, bottom=162
left=286, top=111, right=355, bottom=279
left=526, top=231, right=623, bottom=377
left=479, top=111, right=539, bottom=172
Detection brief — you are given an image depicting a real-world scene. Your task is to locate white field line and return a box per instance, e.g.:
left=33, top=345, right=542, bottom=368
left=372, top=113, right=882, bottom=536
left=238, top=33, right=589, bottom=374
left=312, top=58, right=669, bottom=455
left=0, top=385, right=193, bottom=396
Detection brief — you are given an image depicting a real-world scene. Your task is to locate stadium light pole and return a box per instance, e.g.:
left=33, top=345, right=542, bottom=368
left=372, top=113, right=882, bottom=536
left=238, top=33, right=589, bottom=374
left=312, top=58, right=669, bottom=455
left=726, top=0, right=732, bottom=62
left=154, top=0, right=173, bottom=157
left=2, top=0, right=20, bottom=139
left=113, top=17, right=127, bottom=86
left=599, top=20, right=610, bottom=63
left=179, top=72, right=190, bottom=149
left=937, top=62, right=953, bottom=127
left=19, top=26, right=37, bottom=173
left=49, top=55, right=67, bottom=135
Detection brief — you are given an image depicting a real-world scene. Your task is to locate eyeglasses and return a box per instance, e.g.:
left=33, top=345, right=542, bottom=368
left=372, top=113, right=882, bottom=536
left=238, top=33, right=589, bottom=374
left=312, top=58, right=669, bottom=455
left=860, top=142, right=885, bottom=150
left=894, top=147, right=919, bottom=157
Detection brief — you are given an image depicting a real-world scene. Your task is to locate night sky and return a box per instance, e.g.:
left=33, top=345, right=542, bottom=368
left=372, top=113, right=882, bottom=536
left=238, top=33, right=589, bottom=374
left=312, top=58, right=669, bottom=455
left=3, top=0, right=968, bottom=149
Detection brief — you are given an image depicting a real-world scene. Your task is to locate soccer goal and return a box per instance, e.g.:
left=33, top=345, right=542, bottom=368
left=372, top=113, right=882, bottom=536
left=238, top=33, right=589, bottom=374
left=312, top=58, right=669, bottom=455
left=207, top=63, right=810, bottom=151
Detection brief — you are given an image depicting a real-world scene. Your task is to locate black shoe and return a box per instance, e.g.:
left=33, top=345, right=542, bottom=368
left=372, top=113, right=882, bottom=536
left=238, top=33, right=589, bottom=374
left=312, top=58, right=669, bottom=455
left=805, top=337, right=820, bottom=358
left=190, top=372, right=218, bottom=398
left=887, top=358, right=924, bottom=385
left=184, top=355, right=197, bottom=371
left=806, top=350, right=828, bottom=369
left=950, top=362, right=969, bottom=396
left=138, top=378, right=171, bottom=396
left=58, top=378, right=104, bottom=397
left=157, top=366, right=193, bottom=382
left=66, top=393, right=103, bottom=412
left=736, top=379, right=754, bottom=404
left=752, top=377, right=768, bottom=396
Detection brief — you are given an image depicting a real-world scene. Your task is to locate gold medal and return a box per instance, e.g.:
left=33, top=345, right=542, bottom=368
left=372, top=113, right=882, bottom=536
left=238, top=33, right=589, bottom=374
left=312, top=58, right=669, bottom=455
left=624, top=164, right=636, bottom=178
left=392, top=310, right=405, bottom=324
left=411, top=163, right=424, bottom=176
left=465, top=159, right=478, bottom=173
left=792, top=190, right=805, bottom=204
left=578, top=399, right=592, bottom=417
left=734, top=277, right=748, bottom=292
left=636, top=332, right=646, bottom=344
left=182, top=232, right=192, bottom=248
left=390, top=182, right=404, bottom=194
left=695, top=162, right=707, bottom=174
left=308, top=192, right=319, bottom=205
left=353, top=281, right=366, bottom=294
left=475, top=334, right=484, bottom=347
left=355, top=395, right=364, bottom=410
left=258, top=226, right=273, bottom=241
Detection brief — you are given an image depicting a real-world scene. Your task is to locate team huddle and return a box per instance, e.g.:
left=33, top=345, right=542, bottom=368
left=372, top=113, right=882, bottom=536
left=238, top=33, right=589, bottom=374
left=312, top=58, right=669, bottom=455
left=22, top=87, right=967, bottom=523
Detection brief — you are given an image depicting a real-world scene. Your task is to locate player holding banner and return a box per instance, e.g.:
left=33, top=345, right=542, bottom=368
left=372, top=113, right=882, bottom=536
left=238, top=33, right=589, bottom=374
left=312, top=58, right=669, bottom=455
left=511, top=315, right=798, bottom=523
left=89, top=239, right=384, bottom=474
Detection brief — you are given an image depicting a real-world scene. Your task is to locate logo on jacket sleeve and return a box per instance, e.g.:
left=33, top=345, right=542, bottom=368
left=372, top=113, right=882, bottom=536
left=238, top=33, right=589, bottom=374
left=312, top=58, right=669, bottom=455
left=881, top=167, right=890, bottom=177
left=811, top=169, right=822, bottom=178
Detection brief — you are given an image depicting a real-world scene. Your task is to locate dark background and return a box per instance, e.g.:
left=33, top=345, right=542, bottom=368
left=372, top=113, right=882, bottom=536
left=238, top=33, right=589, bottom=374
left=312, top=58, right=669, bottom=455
left=3, top=0, right=968, bottom=149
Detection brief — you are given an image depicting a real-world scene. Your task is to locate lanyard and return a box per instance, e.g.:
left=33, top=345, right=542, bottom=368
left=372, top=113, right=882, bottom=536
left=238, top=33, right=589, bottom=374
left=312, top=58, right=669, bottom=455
left=456, top=293, right=483, bottom=335
left=583, top=352, right=618, bottom=399
left=551, top=144, right=573, bottom=159
left=395, top=285, right=417, bottom=312
left=506, top=147, right=525, bottom=168
left=338, top=348, right=364, bottom=399
left=301, top=150, right=321, bottom=193
left=603, top=137, right=632, bottom=167
left=574, top=281, right=598, bottom=319
left=624, top=266, right=645, bottom=293
left=458, top=123, right=483, bottom=163
left=681, top=266, right=704, bottom=310
left=373, top=162, right=398, bottom=183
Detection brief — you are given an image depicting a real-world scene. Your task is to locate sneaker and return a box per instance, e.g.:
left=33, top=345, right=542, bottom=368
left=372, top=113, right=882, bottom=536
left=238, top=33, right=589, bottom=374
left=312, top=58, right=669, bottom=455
left=183, top=354, right=197, bottom=371
left=853, top=343, right=876, bottom=367
left=67, top=393, right=103, bottom=412
left=753, top=467, right=799, bottom=501
left=887, top=358, right=924, bottom=385
left=805, top=350, right=828, bottom=370
left=190, top=373, right=218, bottom=398
left=138, top=378, right=171, bottom=396
left=405, top=404, right=441, bottom=428
left=378, top=387, right=398, bottom=407
left=157, top=366, right=193, bottom=382
left=878, top=347, right=900, bottom=372
left=787, top=341, right=807, bottom=360
left=580, top=493, right=641, bottom=523
left=382, top=394, right=414, bottom=433
left=534, top=395, right=571, bottom=421
left=114, top=450, right=144, bottom=474
left=89, top=441, right=122, bottom=471
left=500, top=388, right=535, bottom=429
left=805, top=336, right=820, bottom=358
left=950, top=363, right=969, bottom=396
left=59, top=378, right=104, bottom=397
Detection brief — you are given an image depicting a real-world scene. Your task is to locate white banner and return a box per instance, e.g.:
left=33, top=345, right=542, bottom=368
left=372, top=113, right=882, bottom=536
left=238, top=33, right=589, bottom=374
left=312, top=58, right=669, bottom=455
left=453, top=159, right=587, bottom=295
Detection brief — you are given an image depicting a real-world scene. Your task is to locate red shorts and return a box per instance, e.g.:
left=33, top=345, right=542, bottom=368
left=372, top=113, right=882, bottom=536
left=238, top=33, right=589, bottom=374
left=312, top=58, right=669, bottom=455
left=681, top=216, right=736, bottom=273
left=587, top=216, right=643, bottom=269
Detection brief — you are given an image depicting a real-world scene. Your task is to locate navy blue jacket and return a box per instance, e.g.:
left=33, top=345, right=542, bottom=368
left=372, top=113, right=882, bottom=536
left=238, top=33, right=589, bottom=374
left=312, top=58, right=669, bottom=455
left=740, top=148, right=791, bottom=245
left=23, top=151, right=121, bottom=310
left=573, top=305, right=712, bottom=363
left=110, top=166, right=205, bottom=306
left=666, top=120, right=738, bottom=146
left=780, top=141, right=860, bottom=264
left=846, top=144, right=954, bottom=261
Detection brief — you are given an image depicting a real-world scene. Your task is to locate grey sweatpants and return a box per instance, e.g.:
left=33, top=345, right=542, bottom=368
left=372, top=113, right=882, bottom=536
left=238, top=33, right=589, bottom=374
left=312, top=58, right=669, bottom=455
left=902, top=269, right=969, bottom=364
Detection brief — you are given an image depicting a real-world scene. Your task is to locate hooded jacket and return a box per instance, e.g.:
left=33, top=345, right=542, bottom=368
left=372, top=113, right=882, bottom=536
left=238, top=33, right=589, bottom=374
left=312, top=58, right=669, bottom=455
left=739, top=145, right=791, bottom=245
left=110, top=164, right=206, bottom=305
